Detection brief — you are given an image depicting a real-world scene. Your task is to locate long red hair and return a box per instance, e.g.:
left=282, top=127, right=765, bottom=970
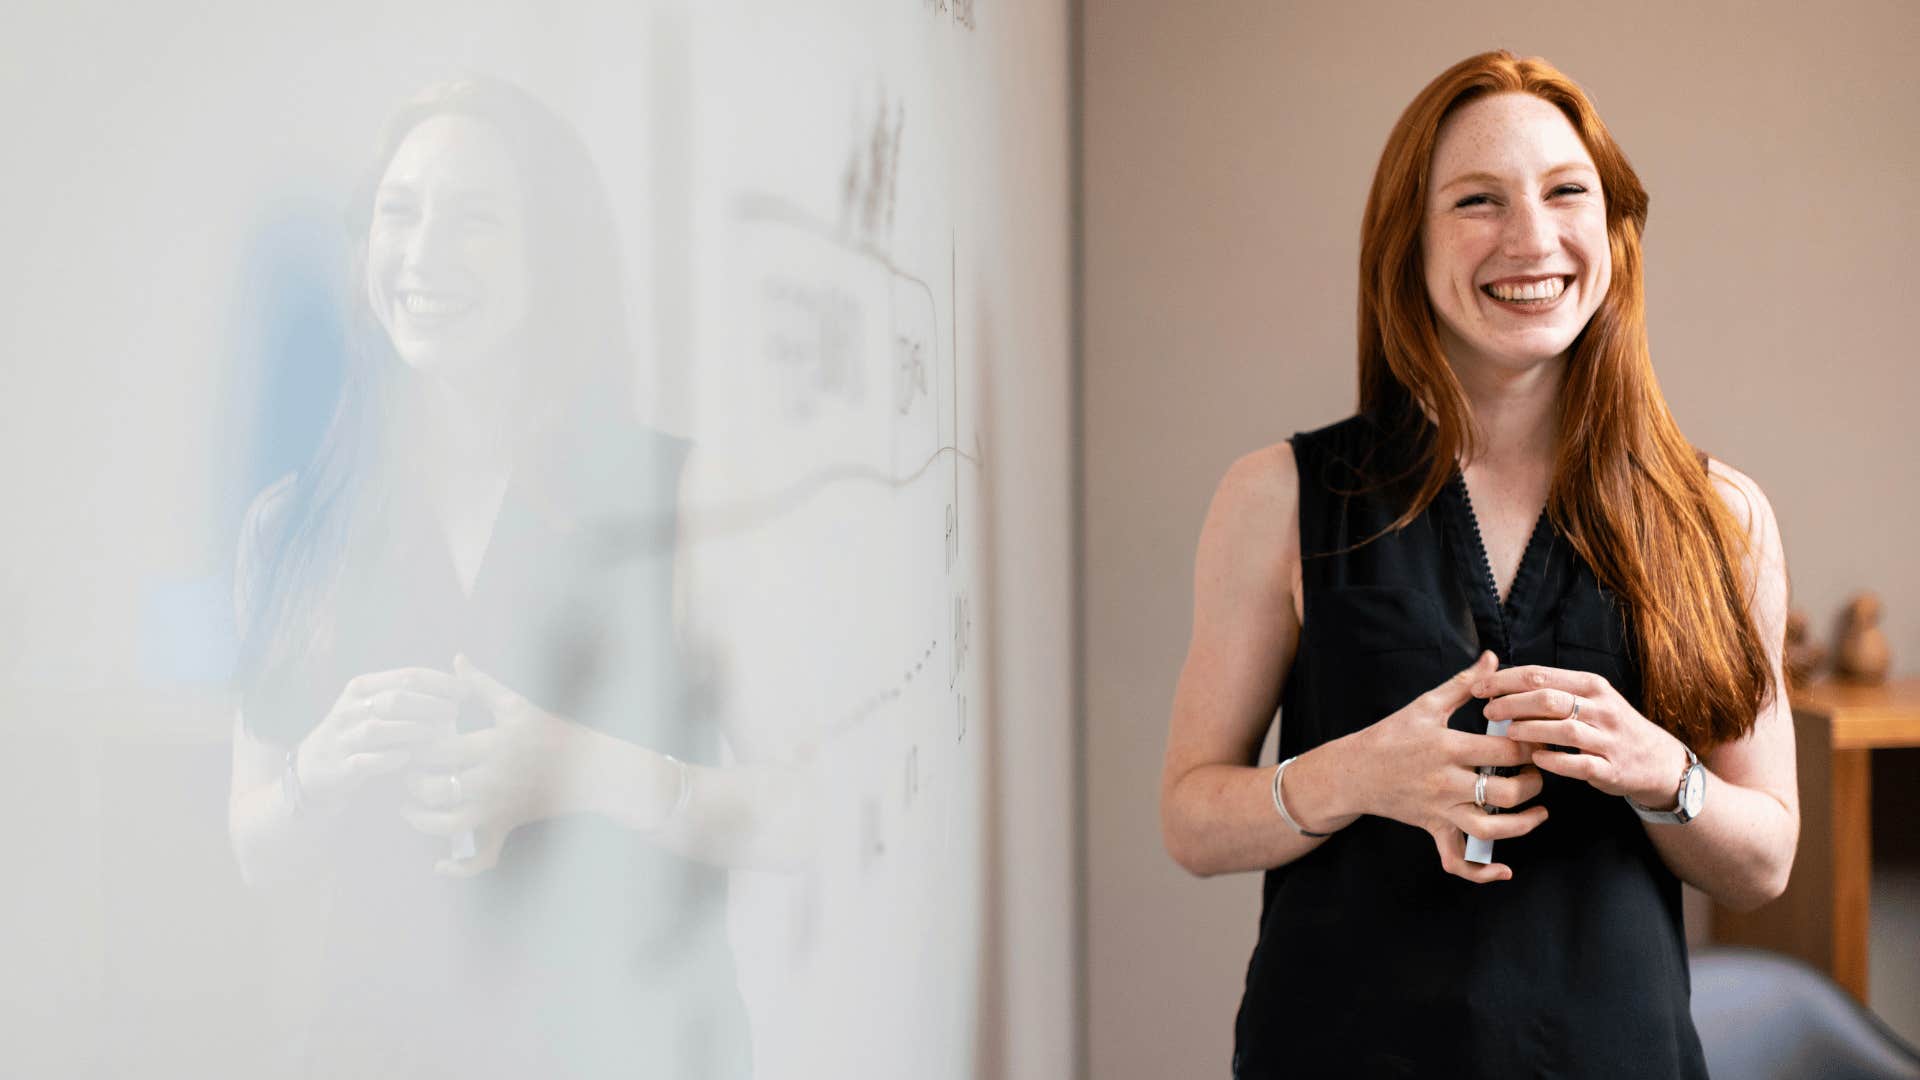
left=1356, top=50, right=1770, bottom=749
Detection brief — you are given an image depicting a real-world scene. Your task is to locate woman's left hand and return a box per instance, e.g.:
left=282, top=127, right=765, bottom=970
left=1471, top=665, right=1691, bottom=808
left=400, top=653, right=595, bottom=876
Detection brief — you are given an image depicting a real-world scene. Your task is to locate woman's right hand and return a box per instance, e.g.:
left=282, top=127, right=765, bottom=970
left=294, top=668, right=467, bottom=810
left=1356, top=650, right=1549, bottom=883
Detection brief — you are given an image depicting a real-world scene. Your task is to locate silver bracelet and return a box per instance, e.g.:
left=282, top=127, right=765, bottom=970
left=1272, top=755, right=1333, bottom=838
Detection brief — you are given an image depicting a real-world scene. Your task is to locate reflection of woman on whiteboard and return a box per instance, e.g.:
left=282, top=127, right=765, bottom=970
left=1160, top=52, right=1795, bottom=1077
left=225, top=78, right=800, bottom=1077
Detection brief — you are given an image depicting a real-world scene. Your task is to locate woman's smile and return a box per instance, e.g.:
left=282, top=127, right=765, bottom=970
left=396, top=288, right=480, bottom=324
left=1480, top=274, right=1570, bottom=307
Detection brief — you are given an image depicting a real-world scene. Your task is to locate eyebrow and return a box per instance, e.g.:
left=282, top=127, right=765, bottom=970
left=1436, top=163, right=1597, bottom=191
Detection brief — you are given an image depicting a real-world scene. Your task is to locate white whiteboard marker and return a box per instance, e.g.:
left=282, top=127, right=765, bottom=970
left=1464, top=718, right=1512, bottom=865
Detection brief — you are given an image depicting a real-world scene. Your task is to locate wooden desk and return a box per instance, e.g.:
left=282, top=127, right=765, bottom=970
left=1712, top=678, right=1920, bottom=1003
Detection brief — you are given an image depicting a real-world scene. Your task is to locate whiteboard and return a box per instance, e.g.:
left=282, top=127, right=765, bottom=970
left=0, top=1, right=1073, bottom=1077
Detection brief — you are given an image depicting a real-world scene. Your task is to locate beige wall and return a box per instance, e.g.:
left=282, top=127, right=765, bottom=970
left=1082, top=2, right=1920, bottom=1077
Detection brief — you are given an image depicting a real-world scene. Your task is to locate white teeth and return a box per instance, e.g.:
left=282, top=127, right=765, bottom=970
left=1485, top=277, right=1566, bottom=303
left=400, top=292, right=471, bottom=318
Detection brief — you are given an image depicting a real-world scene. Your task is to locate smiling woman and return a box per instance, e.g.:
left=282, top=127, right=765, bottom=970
left=223, top=78, right=767, bottom=1078
left=1160, top=50, right=1796, bottom=1079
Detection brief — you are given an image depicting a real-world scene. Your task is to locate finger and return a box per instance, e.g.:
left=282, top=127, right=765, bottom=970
left=412, top=729, right=497, bottom=770
left=1492, top=765, right=1547, bottom=807
left=454, top=654, right=523, bottom=709
left=1532, top=747, right=1615, bottom=787
left=349, top=718, right=449, bottom=754
left=1504, top=717, right=1597, bottom=751
left=401, top=802, right=484, bottom=836
left=1447, top=730, right=1535, bottom=769
left=1470, top=665, right=1599, bottom=701
left=366, top=690, right=462, bottom=729
left=1424, top=651, right=1500, bottom=714
left=404, top=769, right=469, bottom=809
left=1430, top=824, right=1511, bottom=883
left=1454, top=764, right=1545, bottom=808
left=1481, top=687, right=1581, bottom=723
left=346, top=750, right=412, bottom=780
left=1448, top=802, right=1549, bottom=840
left=346, top=668, right=467, bottom=702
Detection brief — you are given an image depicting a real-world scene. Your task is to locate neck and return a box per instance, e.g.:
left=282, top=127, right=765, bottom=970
left=417, top=358, right=520, bottom=478
left=1450, top=351, right=1565, bottom=471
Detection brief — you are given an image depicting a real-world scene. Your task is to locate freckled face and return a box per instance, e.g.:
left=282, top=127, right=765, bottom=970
left=1421, top=92, right=1611, bottom=375
left=366, top=115, right=530, bottom=374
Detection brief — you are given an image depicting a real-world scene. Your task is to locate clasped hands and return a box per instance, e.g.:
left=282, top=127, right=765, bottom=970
left=1361, top=650, right=1690, bottom=884
left=299, top=655, right=606, bottom=877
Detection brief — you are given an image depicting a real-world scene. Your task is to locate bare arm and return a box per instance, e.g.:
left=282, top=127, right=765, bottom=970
left=582, top=441, right=818, bottom=873
left=226, top=476, right=328, bottom=889
left=229, top=712, right=329, bottom=888
left=562, top=723, right=816, bottom=873
left=1639, top=459, right=1799, bottom=911
left=1160, top=444, right=1367, bottom=877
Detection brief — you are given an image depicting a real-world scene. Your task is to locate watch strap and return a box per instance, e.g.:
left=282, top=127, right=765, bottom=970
left=1628, top=743, right=1700, bottom=824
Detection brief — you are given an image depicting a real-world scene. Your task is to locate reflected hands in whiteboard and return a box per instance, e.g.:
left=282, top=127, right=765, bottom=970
left=298, top=668, right=463, bottom=810
left=399, top=654, right=593, bottom=877
left=1474, top=665, right=1689, bottom=808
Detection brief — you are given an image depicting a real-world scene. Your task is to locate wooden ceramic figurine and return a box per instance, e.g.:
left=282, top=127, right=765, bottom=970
left=1783, top=609, right=1827, bottom=690
left=1833, top=591, right=1891, bottom=685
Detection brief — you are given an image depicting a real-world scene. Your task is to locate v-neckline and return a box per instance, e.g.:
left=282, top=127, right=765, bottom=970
left=1444, top=469, right=1553, bottom=654
left=410, top=462, right=519, bottom=605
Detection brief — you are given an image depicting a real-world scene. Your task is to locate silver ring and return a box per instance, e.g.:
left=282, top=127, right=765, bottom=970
left=1474, top=770, right=1490, bottom=811
left=447, top=773, right=464, bottom=804
left=1566, top=695, right=1582, bottom=723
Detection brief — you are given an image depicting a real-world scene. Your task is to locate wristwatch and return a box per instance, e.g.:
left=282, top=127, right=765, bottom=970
left=1628, top=743, right=1704, bottom=825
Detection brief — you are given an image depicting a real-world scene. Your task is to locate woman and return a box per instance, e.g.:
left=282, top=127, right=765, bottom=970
left=1160, top=52, right=1796, bottom=1078
left=226, top=78, right=791, bottom=1078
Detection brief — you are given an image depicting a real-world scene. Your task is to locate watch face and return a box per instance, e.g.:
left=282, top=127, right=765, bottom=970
left=1682, top=767, right=1705, bottom=814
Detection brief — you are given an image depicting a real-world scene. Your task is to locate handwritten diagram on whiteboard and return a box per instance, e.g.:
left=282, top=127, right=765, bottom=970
left=673, top=5, right=991, bottom=1076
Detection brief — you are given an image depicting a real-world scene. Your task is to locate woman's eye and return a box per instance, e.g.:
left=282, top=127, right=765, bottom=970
left=1455, top=194, right=1492, bottom=208
left=1550, top=184, right=1588, bottom=197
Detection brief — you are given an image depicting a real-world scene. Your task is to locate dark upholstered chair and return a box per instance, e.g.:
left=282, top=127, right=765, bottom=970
left=1691, top=945, right=1920, bottom=1079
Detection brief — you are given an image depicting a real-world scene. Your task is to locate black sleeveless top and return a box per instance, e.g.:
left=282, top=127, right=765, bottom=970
left=1231, top=414, right=1708, bottom=1079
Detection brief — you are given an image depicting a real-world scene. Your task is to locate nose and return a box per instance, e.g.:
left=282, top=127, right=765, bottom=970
left=401, top=204, right=460, bottom=274
left=1500, top=197, right=1556, bottom=262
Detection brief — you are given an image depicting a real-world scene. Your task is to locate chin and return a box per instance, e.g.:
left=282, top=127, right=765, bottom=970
left=1482, top=331, right=1581, bottom=368
left=392, top=343, right=445, bottom=372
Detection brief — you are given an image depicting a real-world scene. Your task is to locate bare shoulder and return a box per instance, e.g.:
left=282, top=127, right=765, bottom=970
left=1703, top=455, right=1787, bottom=614
left=237, top=474, right=298, bottom=565
left=1207, top=441, right=1299, bottom=551
left=1192, top=441, right=1301, bottom=628
left=234, top=472, right=298, bottom=629
left=1703, top=455, right=1776, bottom=538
